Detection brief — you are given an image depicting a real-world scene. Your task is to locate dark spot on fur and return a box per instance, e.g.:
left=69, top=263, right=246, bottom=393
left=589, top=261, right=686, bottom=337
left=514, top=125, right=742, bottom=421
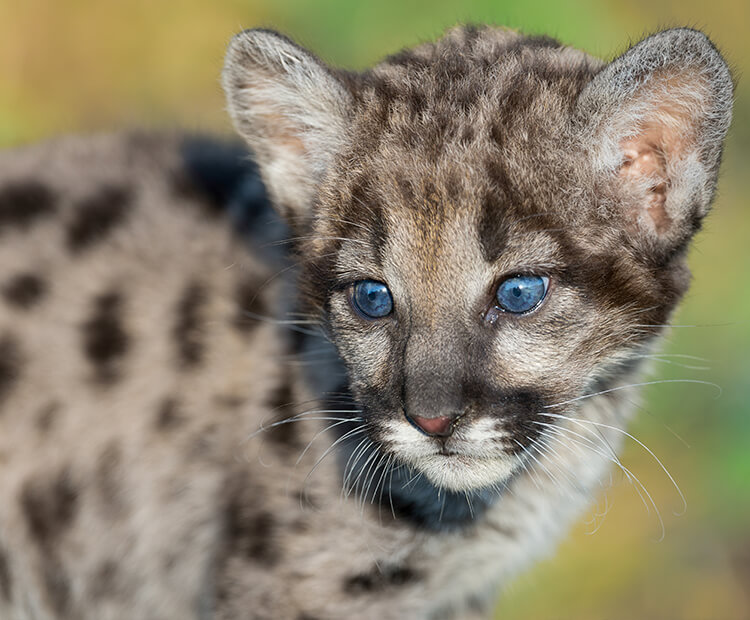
left=297, top=615, right=321, bottom=620
left=66, top=185, right=131, bottom=252
left=0, top=181, right=57, bottom=233
left=213, top=394, right=246, bottom=409
left=263, top=380, right=300, bottom=448
left=233, top=277, right=266, bottom=332
left=188, top=423, right=220, bottom=461
left=0, top=545, right=11, bottom=601
left=2, top=273, right=47, bottom=309
left=290, top=517, right=309, bottom=533
left=36, top=402, right=60, bottom=434
left=173, top=281, right=207, bottom=367
left=0, top=334, right=22, bottom=410
left=21, top=468, right=78, bottom=547
left=344, top=565, right=419, bottom=595
left=225, top=500, right=279, bottom=567
left=90, top=560, right=120, bottom=600
left=295, top=488, right=320, bottom=511
left=95, top=442, right=126, bottom=517
left=156, top=397, right=184, bottom=430
left=43, top=561, right=71, bottom=615
left=344, top=573, right=376, bottom=594
left=82, top=291, right=129, bottom=384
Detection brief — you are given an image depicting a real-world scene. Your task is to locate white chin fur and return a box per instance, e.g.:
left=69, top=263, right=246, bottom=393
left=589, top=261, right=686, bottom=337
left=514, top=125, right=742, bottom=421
left=411, top=452, right=518, bottom=492
left=382, top=418, right=519, bottom=492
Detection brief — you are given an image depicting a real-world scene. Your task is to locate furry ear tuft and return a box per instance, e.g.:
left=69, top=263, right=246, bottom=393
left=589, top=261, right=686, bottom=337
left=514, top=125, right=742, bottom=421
left=222, top=29, right=353, bottom=221
left=576, top=28, right=733, bottom=250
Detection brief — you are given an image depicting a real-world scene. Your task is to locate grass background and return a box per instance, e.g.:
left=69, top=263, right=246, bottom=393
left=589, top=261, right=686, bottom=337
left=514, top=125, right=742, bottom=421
left=1, top=1, right=748, bottom=618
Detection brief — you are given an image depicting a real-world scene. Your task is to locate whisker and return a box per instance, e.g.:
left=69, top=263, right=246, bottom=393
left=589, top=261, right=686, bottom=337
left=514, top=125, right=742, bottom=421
left=302, top=425, right=367, bottom=493
left=545, top=379, right=722, bottom=409
left=238, top=310, right=325, bottom=338
left=537, top=421, right=665, bottom=540
left=295, top=418, right=363, bottom=466
left=245, top=409, right=361, bottom=442
left=540, top=412, right=687, bottom=517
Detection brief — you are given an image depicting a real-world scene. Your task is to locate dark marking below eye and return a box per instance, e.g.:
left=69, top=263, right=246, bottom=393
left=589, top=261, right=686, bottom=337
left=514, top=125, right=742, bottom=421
left=0, top=181, right=57, bottom=233
left=82, top=291, right=129, bottom=384
left=0, top=545, right=11, bottom=602
left=66, top=185, right=131, bottom=252
left=173, top=281, right=207, bottom=368
left=0, top=334, right=22, bottom=411
left=2, top=273, right=47, bottom=309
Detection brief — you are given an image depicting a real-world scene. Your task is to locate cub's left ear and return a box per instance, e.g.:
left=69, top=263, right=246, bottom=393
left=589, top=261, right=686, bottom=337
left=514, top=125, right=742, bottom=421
left=576, top=28, right=733, bottom=251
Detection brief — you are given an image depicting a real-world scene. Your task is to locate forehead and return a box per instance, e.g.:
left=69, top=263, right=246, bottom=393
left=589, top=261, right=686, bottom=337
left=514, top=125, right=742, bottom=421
left=349, top=28, right=598, bottom=163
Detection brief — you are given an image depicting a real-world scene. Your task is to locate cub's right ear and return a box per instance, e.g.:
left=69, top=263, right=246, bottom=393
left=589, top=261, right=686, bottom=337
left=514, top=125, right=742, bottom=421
left=222, top=29, right=353, bottom=222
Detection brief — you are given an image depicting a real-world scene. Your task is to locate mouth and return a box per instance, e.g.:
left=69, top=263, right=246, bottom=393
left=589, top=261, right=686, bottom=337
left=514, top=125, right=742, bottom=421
left=369, top=416, right=523, bottom=492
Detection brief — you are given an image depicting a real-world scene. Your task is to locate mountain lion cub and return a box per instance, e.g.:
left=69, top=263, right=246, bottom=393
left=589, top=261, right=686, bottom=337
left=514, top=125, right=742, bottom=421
left=0, top=24, right=732, bottom=620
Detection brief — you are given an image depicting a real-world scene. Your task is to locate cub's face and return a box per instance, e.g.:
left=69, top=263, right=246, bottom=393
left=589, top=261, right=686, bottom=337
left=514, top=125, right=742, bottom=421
left=310, top=132, right=680, bottom=492
left=224, top=26, right=732, bottom=492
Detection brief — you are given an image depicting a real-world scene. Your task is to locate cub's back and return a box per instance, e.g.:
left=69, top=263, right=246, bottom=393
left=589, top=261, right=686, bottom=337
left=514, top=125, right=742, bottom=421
left=0, top=133, right=304, bottom=618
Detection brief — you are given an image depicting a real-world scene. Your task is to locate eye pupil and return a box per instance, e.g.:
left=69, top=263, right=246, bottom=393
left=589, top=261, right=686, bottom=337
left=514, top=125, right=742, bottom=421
left=352, top=280, right=393, bottom=319
left=495, top=275, right=548, bottom=314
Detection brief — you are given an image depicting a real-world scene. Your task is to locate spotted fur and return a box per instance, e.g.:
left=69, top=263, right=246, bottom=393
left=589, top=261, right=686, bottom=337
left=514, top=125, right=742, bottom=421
left=0, top=24, right=733, bottom=620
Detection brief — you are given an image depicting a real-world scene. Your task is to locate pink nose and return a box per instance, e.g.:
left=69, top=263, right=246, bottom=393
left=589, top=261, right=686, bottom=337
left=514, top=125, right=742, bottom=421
left=409, top=415, right=456, bottom=436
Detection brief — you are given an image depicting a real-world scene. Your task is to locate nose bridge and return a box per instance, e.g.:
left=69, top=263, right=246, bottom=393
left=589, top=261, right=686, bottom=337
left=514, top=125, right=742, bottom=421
left=403, top=324, right=465, bottom=418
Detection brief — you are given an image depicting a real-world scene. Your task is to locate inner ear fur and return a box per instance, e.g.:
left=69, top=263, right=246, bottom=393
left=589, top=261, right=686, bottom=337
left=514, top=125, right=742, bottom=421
left=576, top=29, right=733, bottom=247
left=222, top=29, right=353, bottom=222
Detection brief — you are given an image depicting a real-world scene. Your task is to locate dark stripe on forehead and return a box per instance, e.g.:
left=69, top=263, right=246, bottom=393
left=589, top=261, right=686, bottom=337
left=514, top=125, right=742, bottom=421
left=477, top=188, right=510, bottom=263
left=340, top=173, right=386, bottom=263
left=81, top=291, right=129, bottom=384
left=66, top=185, right=132, bottom=252
left=0, top=180, right=57, bottom=233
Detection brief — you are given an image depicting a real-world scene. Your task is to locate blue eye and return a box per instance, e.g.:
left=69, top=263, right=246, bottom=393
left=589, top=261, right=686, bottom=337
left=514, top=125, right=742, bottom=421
left=495, top=275, right=549, bottom=314
left=351, top=280, right=393, bottom=319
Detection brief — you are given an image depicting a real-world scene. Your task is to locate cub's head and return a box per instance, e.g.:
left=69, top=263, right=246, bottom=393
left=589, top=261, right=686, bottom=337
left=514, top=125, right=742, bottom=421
left=223, top=26, right=732, bottom=494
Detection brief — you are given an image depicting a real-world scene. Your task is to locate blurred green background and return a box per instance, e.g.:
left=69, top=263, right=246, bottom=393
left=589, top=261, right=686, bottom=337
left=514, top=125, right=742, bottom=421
left=1, top=1, right=747, bottom=618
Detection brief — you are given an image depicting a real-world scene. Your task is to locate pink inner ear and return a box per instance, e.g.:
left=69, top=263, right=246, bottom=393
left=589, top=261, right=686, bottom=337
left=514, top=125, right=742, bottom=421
left=619, top=134, right=671, bottom=234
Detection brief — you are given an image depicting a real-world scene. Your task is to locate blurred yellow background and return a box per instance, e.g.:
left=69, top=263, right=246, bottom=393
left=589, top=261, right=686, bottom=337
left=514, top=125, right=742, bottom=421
left=1, top=1, right=748, bottom=618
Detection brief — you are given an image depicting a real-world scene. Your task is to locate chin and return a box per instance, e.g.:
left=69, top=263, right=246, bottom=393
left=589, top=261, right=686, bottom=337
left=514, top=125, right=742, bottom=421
left=411, top=452, right=518, bottom=492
